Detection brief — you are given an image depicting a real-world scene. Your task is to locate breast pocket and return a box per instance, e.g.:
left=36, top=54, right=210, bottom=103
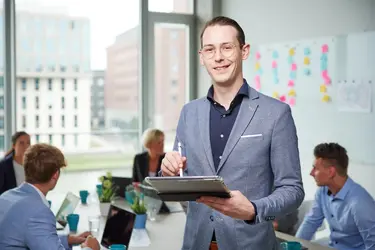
left=236, top=133, right=269, bottom=165
left=240, top=134, right=264, bottom=140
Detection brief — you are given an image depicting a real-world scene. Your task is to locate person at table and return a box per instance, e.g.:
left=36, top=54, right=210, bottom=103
left=0, top=143, right=100, bottom=250
left=161, top=16, right=304, bottom=250
left=0, top=131, right=30, bottom=195
left=132, top=128, right=165, bottom=183
left=296, top=143, right=375, bottom=250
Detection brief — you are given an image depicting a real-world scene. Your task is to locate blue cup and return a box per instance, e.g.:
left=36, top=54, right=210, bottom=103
left=67, top=214, right=80, bottom=232
left=79, top=190, right=89, bottom=204
left=280, top=241, right=302, bottom=250
left=109, top=244, right=126, bottom=250
left=96, top=184, right=103, bottom=197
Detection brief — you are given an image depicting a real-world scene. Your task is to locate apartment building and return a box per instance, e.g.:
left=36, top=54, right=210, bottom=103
left=91, top=70, right=106, bottom=130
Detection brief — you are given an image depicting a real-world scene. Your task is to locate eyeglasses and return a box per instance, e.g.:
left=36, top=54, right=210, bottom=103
left=200, top=43, right=237, bottom=59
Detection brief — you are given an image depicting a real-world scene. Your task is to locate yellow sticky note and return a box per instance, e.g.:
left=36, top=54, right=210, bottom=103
left=303, top=57, right=310, bottom=65
left=288, top=89, right=296, bottom=97
left=255, top=62, right=260, bottom=70
left=272, top=92, right=279, bottom=98
left=320, top=85, right=327, bottom=93
left=322, top=94, right=330, bottom=102
left=289, top=48, right=295, bottom=56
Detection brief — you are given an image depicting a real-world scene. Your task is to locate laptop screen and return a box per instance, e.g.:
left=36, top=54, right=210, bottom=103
left=55, top=192, right=80, bottom=227
left=101, top=205, right=136, bottom=248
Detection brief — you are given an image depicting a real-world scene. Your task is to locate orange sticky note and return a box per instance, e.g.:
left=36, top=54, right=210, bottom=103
left=272, top=92, right=279, bottom=98
left=320, top=85, right=327, bottom=93
left=288, top=89, right=296, bottom=97
left=289, top=48, right=295, bottom=56
left=303, top=57, right=310, bottom=65
left=322, top=95, right=330, bottom=102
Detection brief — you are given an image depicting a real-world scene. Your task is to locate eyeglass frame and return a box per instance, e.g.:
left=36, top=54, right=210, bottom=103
left=199, top=42, right=244, bottom=59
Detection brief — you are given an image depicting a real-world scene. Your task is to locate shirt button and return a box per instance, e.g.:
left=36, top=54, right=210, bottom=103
left=335, top=241, right=338, bottom=244
left=222, top=114, right=226, bottom=117
left=220, top=134, right=224, bottom=138
left=331, top=214, right=334, bottom=218
left=219, top=156, right=222, bottom=159
left=214, top=102, right=217, bottom=105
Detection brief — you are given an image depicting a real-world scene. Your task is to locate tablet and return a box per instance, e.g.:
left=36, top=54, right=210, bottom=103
left=145, top=176, right=231, bottom=201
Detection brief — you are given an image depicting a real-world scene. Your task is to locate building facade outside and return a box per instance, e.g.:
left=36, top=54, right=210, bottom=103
left=91, top=70, right=106, bottom=130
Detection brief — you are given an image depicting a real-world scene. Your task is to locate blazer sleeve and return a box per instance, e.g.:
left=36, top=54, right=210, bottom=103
left=132, top=155, right=140, bottom=183
left=252, top=104, right=305, bottom=224
left=25, top=206, right=72, bottom=250
left=0, top=161, right=5, bottom=195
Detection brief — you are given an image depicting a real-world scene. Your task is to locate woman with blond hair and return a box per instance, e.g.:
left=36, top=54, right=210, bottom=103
left=132, top=128, right=165, bottom=183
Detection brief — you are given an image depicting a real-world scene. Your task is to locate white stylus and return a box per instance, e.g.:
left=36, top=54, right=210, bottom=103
left=178, top=142, right=183, bottom=177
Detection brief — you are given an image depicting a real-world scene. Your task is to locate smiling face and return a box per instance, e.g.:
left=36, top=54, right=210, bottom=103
left=199, top=25, right=250, bottom=86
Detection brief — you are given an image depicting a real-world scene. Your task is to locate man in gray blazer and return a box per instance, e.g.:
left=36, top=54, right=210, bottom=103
left=0, top=143, right=100, bottom=250
left=161, top=16, right=304, bottom=250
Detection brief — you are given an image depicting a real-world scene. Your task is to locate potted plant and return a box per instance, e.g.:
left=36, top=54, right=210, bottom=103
left=98, top=171, right=117, bottom=216
left=131, top=193, right=148, bottom=229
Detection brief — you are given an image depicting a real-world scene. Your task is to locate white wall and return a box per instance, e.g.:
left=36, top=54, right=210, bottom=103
left=216, top=0, right=375, bottom=200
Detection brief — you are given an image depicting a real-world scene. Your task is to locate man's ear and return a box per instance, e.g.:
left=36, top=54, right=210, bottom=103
left=241, top=43, right=250, bottom=60
left=52, top=170, right=60, bottom=181
left=199, top=51, right=205, bottom=66
left=328, top=166, right=337, bottom=178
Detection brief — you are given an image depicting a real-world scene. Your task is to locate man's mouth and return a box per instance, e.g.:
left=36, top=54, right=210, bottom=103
left=214, top=65, right=230, bottom=71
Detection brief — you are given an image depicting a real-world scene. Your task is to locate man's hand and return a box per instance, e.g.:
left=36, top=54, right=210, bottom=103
left=161, top=151, right=187, bottom=176
left=197, top=190, right=255, bottom=220
left=68, top=231, right=91, bottom=245
left=81, top=235, right=100, bottom=250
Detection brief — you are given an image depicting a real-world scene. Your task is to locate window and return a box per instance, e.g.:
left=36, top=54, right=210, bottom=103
left=35, top=115, right=39, bottom=128
left=22, top=96, right=27, bottom=109
left=0, top=116, right=4, bottom=129
left=35, top=78, right=39, bottom=90
left=74, top=79, right=78, bottom=90
left=48, top=115, right=52, bottom=127
left=35, top=134, right=40, bottom=143
left=22, top=115, right=26, bottom=128
left=0, top=96, right=4, bottom=109
left=0, top=77, right=3, bottom=89
left=35, top=96, right=39, bottom=109
left=74, top=97, right=78, bottom=109
left=74, top=134, right=78, bottom=146
left=61, top=79, right=65, bottom=90
left=48, top=79, right=52, bottom=90
left=61, top=115, right=65, bottom=128
left=61, top=97, right=65, bottom=109
left=61, top=134, right=65, bottom=146
left=148, top=0, right=193, bottom=14
left=74, top=115, right=78, bottom=127
left=0, top=136, right=4, bottom=151
left=21, top=78, right=27, bottom=90
left=48, top=134, right=53, bottom=144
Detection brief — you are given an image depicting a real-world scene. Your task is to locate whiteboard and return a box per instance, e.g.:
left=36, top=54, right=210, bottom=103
left=245, top=31, right=375, bottom=165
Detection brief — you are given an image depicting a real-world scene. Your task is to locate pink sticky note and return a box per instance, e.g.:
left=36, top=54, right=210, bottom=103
left=288, top=97, right=296, bottom=106
left=254, top=75, right=260, bottom=83
left=322, top=44, right=329, bottom=53
left=288, top=80, right=295, bottom=87
left=255, top=81, right=261, bottom=90
left=291, top=63, right=297, bottom=71
left=324, top=77, right=331, bottom=85
left=279, top=95, right=286, bottom=102
left=272, top=60, right=277, bottom=68
left=321, top=70, right=328, bottom=78
left=255, top=51, right=261, bottom=60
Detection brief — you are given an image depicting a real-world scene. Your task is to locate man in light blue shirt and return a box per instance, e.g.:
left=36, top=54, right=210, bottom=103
left=0, top=143, right=100, bottom=250
left=296, top=143, right=375, bottom=250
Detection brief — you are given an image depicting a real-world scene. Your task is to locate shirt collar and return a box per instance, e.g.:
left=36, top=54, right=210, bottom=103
left=328, top=177, right=353, bottom=200
left=206, top=79, right=249, bottom=101
left=25, top=182, right=50, bottom=208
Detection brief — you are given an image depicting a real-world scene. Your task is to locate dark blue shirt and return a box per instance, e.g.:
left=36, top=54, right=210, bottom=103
left=207, top=82, right=249, bottom=170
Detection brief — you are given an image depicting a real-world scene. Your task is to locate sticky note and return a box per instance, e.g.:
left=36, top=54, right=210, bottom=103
left=304, top=47, right=311, bottom=56
left=322, top=94, right=330, bottom=102
left=255, top=62, right=261, bottom=70
left=288, top=89, right=296, bottom=97
left=289, top=48, right=295, bottom=56
left=255, top=81, right=261, bottom=91
left=257, top=68, right=263, bottom=75
left=272, top=60, right=278, bottom=68
left=303, top=57, right=310, bottom=65
left=273, top=76, right=279, bottom=84
left=291, top=63, right=297, bottom=71
left=254, top=75, right=260, bottom=83
left=304, top=68, right=311, bottom=76
left=320, top=84, right=327, bottom=93
left=279, top=95, right=286, bottom=102
left=272, top=92, right=279, bottom=98
left=321, top=70, right=328, bottom=78
left=288, top=80, right=295, bottom=87
left=288, top=56, right=294, bottom=64
left=255, top=51, right=261, bottom=60
left=288, top=97, right=296, bottom=107
left=320, top=53, right=328, bottom=62
left=324, top=77, right=331, bottom=85
left=322, top=44, right=329, bottom=53
left=289, top=71, right=296, bottom=80
left=272, top=51, right=279, bottom=59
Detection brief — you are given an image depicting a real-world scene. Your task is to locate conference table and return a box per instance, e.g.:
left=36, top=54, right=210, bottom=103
left=49, top=191, right=332, bottom=250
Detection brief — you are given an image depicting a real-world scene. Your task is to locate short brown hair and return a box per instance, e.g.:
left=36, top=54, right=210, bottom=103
left=314, top=143, right=349, bottom=176
left=24, top=143, right=66, bottom=184
left=200, top=16, right=246, bottom=48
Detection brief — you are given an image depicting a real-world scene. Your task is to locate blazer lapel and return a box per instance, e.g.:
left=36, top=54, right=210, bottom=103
left=198, top=99, right=216, bottom=174
left=216, top=89, right=259, bottom=173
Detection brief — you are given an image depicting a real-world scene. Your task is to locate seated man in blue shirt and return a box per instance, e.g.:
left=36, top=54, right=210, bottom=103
left=296, top=143, right=375, bottom=250
left=0, top=143, right=100, bottom=250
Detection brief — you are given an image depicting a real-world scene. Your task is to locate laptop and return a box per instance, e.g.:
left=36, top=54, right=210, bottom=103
left=55, top=192, right=80, bottom=230
left=101, top=204, right=136, bottom=249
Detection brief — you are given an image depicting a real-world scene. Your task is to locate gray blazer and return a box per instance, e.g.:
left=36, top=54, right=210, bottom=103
left=174, top=86, right=304, bottom=250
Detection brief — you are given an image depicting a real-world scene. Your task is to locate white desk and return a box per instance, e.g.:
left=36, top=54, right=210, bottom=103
left=48, top=192, right=186, bottom=250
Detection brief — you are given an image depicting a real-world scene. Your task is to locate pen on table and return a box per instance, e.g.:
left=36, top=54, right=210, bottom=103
left=178, top=142, right=183, bottom=177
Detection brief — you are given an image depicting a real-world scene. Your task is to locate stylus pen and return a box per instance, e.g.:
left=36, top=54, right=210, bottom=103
left=178, top=142, right=183, bottom=177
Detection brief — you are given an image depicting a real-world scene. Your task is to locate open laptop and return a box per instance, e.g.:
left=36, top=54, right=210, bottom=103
left=100, top=204, right=136, bottom=249
left=55, top=192, right=80, bottom=230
